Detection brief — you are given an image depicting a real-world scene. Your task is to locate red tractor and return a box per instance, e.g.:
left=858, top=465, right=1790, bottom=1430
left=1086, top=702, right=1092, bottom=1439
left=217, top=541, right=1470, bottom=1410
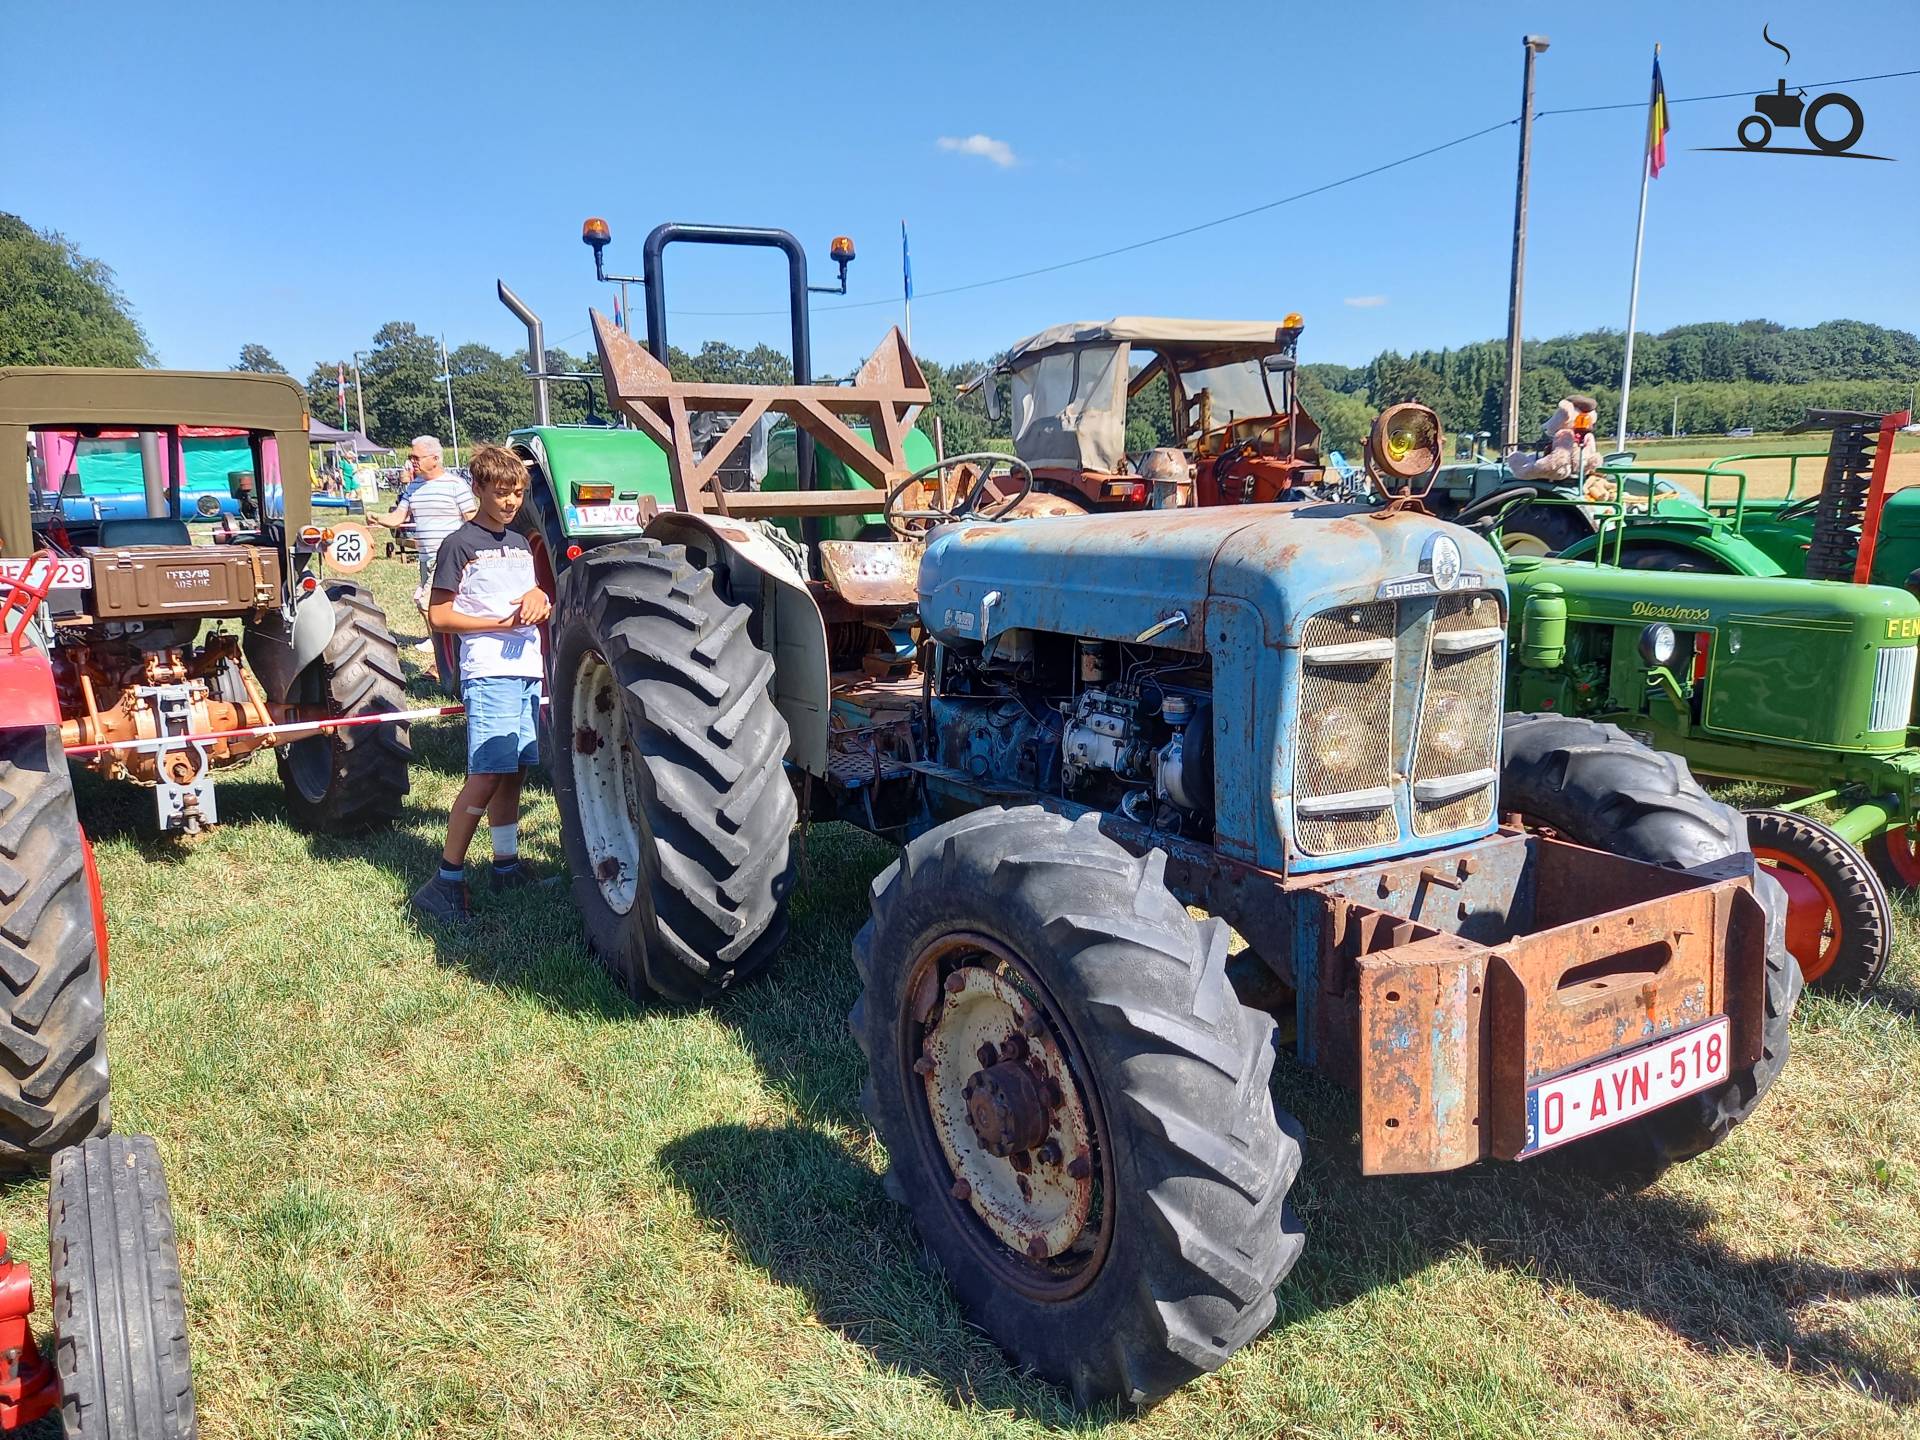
left=0, top=563, right=198, bottom=1436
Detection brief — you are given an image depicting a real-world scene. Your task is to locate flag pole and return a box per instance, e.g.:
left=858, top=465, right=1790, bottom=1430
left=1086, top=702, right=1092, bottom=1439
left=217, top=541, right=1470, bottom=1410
left=900, top=219, right=914, bottom=350
left=1617, top=42, right=1660, bottom=452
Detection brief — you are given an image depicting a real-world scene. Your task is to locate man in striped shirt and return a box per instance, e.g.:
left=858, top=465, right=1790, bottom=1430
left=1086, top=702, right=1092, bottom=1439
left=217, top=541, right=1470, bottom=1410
left=374, top=436, right=476, bottom=667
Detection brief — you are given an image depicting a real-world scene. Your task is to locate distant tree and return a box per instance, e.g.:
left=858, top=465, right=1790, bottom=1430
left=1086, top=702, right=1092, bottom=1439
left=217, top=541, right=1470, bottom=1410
left=232, top=343, right=286, bottom=374
left=0, top=211, right=153, bottom=367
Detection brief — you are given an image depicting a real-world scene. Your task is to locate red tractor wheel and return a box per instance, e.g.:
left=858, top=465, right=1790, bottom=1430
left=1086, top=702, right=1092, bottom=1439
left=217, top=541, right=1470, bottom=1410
left=1865, top=824, right=1920, bottom=893
left=1748, top=810, right=1890, bottom=993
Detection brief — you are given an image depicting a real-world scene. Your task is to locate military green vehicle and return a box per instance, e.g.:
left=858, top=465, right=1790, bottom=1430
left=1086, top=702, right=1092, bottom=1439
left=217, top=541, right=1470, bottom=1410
left=1504, top=554, right=1915, bottom=991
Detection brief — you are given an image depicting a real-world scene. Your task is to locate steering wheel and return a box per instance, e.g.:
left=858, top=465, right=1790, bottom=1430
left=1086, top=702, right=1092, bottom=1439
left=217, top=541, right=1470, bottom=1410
left=883, top=451, right=1034, bottom=540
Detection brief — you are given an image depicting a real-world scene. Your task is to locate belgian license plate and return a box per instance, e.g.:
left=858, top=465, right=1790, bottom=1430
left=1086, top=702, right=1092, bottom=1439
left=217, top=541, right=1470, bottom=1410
left=1523, top=1016, right=1731, bottom=1156
left=0, top=556, right=91, bottom=589
left=574, top=502, right=642, bottom=528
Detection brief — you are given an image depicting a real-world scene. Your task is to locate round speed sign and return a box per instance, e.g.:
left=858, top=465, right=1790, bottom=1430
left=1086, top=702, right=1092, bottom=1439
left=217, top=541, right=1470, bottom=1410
left=326, top=522, right=374, bottom=574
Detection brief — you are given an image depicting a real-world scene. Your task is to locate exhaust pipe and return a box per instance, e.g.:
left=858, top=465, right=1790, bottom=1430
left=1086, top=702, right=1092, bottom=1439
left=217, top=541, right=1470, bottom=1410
left=496, top=279, right=550, bottom=426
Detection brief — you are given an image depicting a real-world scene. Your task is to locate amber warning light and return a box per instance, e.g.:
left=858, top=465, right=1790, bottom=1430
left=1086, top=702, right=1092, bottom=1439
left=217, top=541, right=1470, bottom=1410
left=830, top=235, right=857, bottom=263
left=581, top=217, right=611, bottom=249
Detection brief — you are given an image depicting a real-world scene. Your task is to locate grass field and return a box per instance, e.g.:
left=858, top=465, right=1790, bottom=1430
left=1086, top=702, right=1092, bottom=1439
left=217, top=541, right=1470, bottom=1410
left=15, top=553, right=1920, bottom=1440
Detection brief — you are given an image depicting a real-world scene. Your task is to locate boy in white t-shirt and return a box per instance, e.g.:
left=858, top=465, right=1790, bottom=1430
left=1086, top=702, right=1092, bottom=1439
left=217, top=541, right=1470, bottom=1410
left=409, top=445, right=550, bottom=923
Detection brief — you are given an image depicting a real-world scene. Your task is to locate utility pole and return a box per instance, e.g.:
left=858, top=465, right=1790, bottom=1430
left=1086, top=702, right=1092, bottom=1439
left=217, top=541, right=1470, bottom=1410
left=1502, top=34, right=1550, bottom=452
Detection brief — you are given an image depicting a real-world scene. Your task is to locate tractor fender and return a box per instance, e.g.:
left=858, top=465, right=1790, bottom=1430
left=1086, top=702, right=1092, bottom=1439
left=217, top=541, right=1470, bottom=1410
left=1559, top=523, right=1784, bottom=576
left=242, top=589, right=338, bottom=702
left=644, top=511, right=831, bottom=777
left=0, top=646, right=59, bottom=728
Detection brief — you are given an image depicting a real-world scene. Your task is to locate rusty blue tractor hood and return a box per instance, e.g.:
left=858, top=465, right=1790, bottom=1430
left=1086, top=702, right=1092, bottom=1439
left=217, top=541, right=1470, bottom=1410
left=918, top=503, right=1506, bottom=649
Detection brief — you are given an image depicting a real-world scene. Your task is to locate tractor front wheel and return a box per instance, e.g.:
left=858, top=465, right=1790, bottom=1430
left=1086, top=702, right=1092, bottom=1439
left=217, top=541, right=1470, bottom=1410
left=0, top=725, right=110, bottom=1169
left=551, top=540, right=796, bottom=1003
left=1499, top=713, right=1799, bottom=1188
left=1865, top=823, right=1920, bottom=893
left=852, top=806, right=1303, bottom=1405
left=1747, top=809, right=1890, bottom=993
left=276, top=581, right=411, bottom=833
left=50, top=1135, right=197, bottom=1439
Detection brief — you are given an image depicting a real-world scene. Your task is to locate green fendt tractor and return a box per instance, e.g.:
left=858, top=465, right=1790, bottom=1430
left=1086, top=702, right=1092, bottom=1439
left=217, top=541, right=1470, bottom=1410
left=1503, top=553, right=1916, bottom=991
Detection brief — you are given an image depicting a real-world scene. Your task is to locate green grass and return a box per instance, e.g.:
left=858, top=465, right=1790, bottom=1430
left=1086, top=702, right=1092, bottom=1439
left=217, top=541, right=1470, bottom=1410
left=20, top=555, right=1920, bottom=1439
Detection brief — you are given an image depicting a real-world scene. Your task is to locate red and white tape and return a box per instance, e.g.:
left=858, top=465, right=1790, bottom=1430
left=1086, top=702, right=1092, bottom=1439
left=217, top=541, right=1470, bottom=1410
left=62, top=704, right=466, bottom=758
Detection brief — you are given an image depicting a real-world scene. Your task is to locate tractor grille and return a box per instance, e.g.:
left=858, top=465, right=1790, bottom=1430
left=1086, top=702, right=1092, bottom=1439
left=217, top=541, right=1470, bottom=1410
left=1871, top=645, right=1917, bottom=734
left=1295, top=602, right=1397, bottom=855
left=1411, top=593, right=1505, bottom=836
left=1292, top=591, right=1506, bottom=858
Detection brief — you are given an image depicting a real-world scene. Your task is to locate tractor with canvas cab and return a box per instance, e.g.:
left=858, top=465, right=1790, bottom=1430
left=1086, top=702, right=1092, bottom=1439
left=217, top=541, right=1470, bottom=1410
left=539, top=219, right=1799, bottom=1406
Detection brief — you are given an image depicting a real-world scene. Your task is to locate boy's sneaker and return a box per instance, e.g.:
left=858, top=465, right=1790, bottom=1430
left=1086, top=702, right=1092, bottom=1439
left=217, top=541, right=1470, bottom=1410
left=409, top=874, right=471, bottom=924
left=489, top=861, right=560, bottom=893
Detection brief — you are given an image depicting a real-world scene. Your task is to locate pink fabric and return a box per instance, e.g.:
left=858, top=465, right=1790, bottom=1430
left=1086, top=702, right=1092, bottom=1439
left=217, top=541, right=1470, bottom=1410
left=35, top=431, right=78, bottom=489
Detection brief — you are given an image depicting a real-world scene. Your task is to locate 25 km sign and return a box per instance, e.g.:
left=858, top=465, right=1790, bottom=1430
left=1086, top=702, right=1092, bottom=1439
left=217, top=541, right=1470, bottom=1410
left=324, top=523, right=374, bottom=574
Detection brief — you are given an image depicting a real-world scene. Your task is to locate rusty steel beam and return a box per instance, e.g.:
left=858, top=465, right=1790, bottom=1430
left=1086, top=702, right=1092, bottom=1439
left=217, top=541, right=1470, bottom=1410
left=592, top=311, right=929, bottom=519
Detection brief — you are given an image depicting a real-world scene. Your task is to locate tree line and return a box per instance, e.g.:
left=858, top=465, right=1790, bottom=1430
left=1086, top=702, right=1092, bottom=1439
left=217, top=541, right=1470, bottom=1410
left=5, top=210, right=1914, bottom=459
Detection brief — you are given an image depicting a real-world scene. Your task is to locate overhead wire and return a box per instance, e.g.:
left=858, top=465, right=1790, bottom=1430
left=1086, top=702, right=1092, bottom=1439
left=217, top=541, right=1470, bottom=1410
left=542, top=64, right=1920, bottom=343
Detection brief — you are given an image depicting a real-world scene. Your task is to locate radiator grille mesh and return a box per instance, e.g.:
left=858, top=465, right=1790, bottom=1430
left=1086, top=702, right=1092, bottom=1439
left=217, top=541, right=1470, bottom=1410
left=1295, top=602, right=1397, bottom=854
left=1411, top=592, right=1504, bottom=836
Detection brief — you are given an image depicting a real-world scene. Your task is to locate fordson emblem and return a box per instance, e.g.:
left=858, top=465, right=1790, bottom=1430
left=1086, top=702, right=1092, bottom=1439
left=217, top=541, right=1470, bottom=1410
left=1425, top=535, right=1462, bottom=591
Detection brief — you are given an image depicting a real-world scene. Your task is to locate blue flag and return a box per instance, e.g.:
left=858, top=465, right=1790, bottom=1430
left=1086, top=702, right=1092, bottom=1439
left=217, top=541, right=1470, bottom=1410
left=901, top=220, right=913, bottom=302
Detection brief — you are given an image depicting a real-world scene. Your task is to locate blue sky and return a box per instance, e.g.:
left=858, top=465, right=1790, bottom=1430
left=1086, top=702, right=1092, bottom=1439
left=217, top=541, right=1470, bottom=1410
left=5, top=0, right=1915, bottom=379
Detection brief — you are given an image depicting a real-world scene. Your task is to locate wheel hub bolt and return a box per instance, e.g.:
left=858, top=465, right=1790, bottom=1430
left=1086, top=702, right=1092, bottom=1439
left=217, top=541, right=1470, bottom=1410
left=944, top=972, right=967, bottom=994
left=1036, top=1139, right=1063, bottom=1166
left=998, top=1034, right=1029, bottom=1062
left=963, top=1060, right=1053, bottom=1157
left=950, top=1178, right=971, bottom=1201
left=1026, top=1236, right=1050, bottom=1261
left=1066, top=1153, right=1092, bottom=1180
left=976, top=1042, right=999, bottom=1068
left=913, top=1056, right=934, bottom=1076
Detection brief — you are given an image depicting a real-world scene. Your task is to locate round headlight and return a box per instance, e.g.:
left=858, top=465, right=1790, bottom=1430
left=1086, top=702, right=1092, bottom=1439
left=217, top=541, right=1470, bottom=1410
left=1639, top=622, right=1677, bottom=667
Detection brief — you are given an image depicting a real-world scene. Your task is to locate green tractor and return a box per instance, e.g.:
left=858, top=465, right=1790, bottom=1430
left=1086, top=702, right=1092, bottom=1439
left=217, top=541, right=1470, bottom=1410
left=1552, top=409, right=1913, bottom=583
left=507, top=218, right=1800, bottom=1406
left=1503, top=553, right=1916, bottom=991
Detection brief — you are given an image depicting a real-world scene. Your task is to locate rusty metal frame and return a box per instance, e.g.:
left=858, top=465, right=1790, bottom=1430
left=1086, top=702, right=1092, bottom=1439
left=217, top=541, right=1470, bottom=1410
left=592, top=311, right=930, bottom=521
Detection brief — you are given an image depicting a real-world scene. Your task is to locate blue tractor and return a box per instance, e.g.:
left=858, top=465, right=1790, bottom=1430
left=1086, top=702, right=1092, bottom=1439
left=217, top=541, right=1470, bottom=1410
left=541, top=222, right=1798, bottom=1406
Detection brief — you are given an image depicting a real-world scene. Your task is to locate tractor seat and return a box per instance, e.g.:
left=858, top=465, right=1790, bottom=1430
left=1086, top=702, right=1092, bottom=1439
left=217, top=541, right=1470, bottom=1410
left=96, top=517, right=193, bottom=549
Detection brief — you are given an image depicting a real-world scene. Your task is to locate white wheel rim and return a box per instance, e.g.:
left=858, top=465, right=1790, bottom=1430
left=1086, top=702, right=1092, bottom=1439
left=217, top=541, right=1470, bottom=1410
left=571, top=649, right=639, bottom=915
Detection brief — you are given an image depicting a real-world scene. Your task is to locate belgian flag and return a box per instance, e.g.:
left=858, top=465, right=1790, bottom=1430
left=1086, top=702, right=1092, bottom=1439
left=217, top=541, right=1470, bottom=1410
left=1647, top=55, right=1669, bottom=178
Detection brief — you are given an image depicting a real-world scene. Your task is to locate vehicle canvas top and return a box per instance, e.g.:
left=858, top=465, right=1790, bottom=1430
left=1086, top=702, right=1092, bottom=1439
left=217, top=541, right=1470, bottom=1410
left=0, top=366, right=312, bottom=555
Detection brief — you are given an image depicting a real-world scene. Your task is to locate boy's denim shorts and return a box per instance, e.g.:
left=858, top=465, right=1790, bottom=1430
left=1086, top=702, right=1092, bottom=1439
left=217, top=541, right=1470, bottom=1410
left=463, top=675, right=541, bottom=774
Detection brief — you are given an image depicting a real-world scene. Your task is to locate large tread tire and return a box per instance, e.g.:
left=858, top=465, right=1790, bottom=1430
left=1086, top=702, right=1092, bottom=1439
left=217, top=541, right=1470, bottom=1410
left=1499, top=713, right=1799, bottom=1187
left=852, top=806, right=1303, bottom=1406
left=1498, top=501, right=1591, bottom=557
left=277, top=581, right=411, bottom=833
left=552, top=540, right=796, bottom=1003
left=51, top=1134, right=197, bottom=1440
left=0, top=725, right=109, bottom=1168
left=1747, top=808, right=1890, bottom=993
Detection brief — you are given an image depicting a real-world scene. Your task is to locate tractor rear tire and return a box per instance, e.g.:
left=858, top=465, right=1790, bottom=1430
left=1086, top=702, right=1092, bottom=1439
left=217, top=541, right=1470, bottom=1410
left=1747, top=809, right=1890, bottom=993
left=1499, top=713, right=1799, bottom=1188
left=277, top=581, right=411, bottom=833
left=50, top=1134, right=197, bottom=1440
left=551, top=540, right=796, bottom=1003
left=1618, top=542, right=1729, bottom=574
left=0, top=725, right=110, bottom=1169
left=1498, top=501, right=1590, bottom=558
left=852, top=806, right=1304, bottom=1406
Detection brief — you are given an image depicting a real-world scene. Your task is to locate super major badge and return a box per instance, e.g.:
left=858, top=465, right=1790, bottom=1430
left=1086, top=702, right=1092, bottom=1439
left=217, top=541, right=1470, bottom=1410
left=1696, top=23, right=1894, bottom=161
